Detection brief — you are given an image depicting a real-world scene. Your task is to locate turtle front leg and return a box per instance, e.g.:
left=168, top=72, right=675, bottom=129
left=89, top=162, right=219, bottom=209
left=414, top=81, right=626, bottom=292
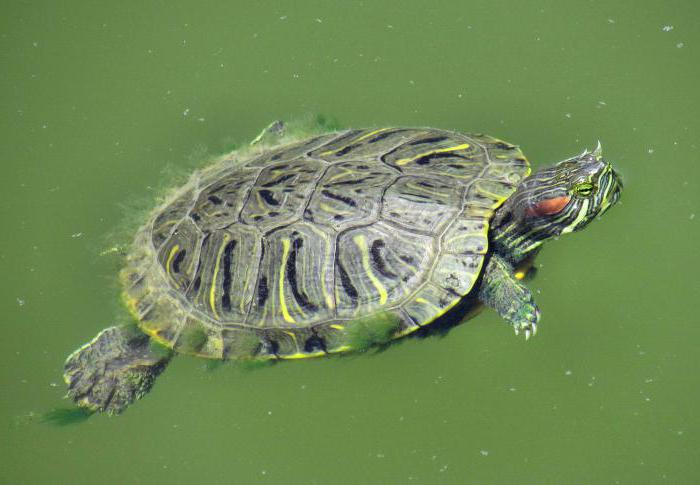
left=478, top=255, right=540, bottom=339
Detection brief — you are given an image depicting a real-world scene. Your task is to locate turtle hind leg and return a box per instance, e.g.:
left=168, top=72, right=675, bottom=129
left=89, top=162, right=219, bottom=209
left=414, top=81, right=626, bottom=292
left=63, top=325, right=173, bottom=415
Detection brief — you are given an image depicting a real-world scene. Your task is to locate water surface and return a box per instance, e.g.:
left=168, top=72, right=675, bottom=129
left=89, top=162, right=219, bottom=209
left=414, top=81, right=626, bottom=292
left=2, top=1, right=699, bottom=483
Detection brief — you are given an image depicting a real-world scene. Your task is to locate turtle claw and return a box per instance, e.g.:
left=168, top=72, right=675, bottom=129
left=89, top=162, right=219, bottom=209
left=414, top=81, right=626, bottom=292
left=512, top=302, right=540, bottom=340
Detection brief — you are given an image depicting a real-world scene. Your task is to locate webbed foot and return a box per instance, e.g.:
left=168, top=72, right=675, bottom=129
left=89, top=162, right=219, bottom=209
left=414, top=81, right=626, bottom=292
left=63, top=326, right=172, bottom=414
left=479, top=255, right=541, bottom=340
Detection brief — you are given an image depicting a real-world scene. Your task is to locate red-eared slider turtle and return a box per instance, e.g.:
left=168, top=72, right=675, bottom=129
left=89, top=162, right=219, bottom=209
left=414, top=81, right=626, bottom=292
left=63, top=124, right=622, bottom=414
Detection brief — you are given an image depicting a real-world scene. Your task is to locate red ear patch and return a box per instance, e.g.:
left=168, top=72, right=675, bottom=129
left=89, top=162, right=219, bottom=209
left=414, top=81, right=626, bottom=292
left=526, top=196, right=571, bottom=217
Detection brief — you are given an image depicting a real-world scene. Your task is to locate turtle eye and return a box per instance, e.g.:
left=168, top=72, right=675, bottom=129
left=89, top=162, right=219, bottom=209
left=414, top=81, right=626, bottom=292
left=572, top=182, right=595, bottom=197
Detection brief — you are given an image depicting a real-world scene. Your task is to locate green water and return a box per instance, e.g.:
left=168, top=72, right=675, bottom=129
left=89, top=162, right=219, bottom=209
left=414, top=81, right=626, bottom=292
left=2, top=1, right=699, bottom=483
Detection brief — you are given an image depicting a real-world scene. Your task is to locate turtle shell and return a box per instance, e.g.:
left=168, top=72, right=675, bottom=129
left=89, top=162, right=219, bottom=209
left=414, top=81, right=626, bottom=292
left=121, top=128, right=530, bottom=359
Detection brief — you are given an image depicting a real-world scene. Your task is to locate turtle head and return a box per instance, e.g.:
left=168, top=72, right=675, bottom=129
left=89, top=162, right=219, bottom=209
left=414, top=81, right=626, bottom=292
left=492, top=143, right=622, bottom=262
left=522, top=143, right=622, bottom=232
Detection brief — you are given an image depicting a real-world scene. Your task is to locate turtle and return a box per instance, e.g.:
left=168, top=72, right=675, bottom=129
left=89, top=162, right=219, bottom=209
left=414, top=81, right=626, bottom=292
left=62, top=123, right=622, bottom=414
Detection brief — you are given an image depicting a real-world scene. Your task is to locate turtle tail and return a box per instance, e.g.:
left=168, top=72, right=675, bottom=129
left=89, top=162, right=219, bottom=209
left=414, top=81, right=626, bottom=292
left=63, top=325, right=173, bottom=415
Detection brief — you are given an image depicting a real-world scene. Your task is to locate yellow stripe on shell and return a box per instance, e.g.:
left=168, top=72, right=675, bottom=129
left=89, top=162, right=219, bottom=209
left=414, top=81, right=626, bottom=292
left=475, top=185, right=510, bottom=206
left=395, top=143, right=470, bottom=166
left=415, top=297, right=443, bottom=313
left=284, top=351, right=326, bottom=360
left=404, top=181, right=451, bottom=198
left=355, top=128, right=390, bottom=141
left=319, top=202, right=353, bottom=215
left=326, top=167, right=356, bottom=183
left=352, top=234, right=388, bottom=305
left=307, top=223, right=336, bottom=310
left=165, top=244, right=180, bottom=280
left=209, top=234, right=230, bottom=320
left=319, top=128, right=390, bottom=156
left=279, top=238, right=296, bottom=323
left=283, top=331, right=299, bottom=351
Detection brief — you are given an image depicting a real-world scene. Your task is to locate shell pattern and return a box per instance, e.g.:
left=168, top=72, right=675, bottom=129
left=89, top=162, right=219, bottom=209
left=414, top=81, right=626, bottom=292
left=121, top=128, right=530, bottom=359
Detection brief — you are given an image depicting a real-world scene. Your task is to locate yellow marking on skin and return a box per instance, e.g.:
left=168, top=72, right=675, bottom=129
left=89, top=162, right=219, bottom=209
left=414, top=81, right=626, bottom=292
left=319, top=128, right=389, bottom=156
left=515, top=270, right=526, bottom=280
left=330, top=324, right=345, bottom=330
left=395, top=143, right=470, bottom=166
left=562, top=199, right=590, bottom=234
left=165, top=244, right=180, bottom=279
left=353, top=234, right=388, bottom=305
left=209, top=234, right=230, bottom=320
left=279, top=238, right=296, bottom=323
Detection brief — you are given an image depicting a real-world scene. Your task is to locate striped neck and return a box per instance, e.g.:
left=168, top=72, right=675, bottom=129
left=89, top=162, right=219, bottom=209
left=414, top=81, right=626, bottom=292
left=490, top=196, right=545, bottom=264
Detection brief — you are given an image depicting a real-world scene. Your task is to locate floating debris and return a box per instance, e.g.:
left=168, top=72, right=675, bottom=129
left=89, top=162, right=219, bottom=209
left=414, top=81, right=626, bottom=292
left=100, top=245, right=126, bottom=256
left=662, top=25, right=674, bottom=32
